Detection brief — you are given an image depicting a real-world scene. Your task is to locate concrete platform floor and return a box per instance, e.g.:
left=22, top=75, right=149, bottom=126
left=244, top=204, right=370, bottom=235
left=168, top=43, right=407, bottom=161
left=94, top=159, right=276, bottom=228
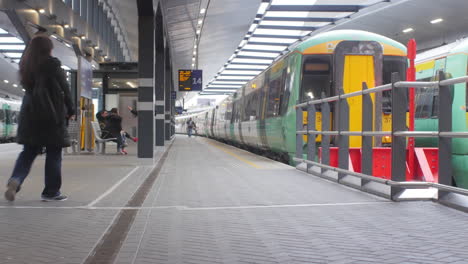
left=0, top=137, right=467, bottom=264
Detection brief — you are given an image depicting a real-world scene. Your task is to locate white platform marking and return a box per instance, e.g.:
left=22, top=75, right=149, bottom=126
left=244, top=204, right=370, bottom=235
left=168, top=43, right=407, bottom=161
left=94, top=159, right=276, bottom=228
left=87, top=166, right=141, bottom=207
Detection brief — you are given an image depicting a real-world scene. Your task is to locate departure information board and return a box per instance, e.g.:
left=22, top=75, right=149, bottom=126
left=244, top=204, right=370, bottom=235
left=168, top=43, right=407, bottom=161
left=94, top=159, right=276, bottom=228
left=178, top=69, right=202, bottom=91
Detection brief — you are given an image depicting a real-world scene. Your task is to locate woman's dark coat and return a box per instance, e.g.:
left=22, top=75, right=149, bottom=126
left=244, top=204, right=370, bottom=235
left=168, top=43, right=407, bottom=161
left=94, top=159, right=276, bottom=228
left=103, top=113, right=123, bottom=138
left=16, top=57, right=75, bottom=147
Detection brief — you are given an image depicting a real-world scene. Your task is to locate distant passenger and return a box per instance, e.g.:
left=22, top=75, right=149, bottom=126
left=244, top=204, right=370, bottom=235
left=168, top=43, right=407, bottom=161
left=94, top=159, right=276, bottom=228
left=186, top=118, right=196, bottom=137
left=5, top=34, right=74, bottom=202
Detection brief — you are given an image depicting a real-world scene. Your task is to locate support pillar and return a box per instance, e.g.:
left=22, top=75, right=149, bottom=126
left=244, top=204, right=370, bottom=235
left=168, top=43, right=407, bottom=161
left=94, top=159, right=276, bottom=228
left=164, top=45, right=171, bottom=140
left=154, top=7, right=165, bottom=146
left=137, top=2, right=154, bottom=158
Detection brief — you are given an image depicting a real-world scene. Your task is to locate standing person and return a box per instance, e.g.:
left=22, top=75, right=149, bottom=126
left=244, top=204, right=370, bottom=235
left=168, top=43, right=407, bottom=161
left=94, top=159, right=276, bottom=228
left=4, top=35, right=75, bottom=202
left=186, top=118, right=196, bottom=137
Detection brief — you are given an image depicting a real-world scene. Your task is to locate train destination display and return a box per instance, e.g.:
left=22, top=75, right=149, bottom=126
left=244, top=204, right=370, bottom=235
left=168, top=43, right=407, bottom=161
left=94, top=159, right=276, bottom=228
left=179, top=70, right=202, bottom=91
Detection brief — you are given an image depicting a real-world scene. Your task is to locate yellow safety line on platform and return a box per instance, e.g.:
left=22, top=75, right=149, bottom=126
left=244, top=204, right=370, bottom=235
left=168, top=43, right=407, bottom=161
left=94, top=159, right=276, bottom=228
left=207, top=141, right=262, bottom=169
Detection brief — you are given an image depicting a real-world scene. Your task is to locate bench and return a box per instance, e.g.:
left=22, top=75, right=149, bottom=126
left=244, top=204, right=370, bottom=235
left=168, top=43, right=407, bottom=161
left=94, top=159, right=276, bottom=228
left=91, top=121, right=117, bottom=154
left=64, top=120, right=79, bottom=154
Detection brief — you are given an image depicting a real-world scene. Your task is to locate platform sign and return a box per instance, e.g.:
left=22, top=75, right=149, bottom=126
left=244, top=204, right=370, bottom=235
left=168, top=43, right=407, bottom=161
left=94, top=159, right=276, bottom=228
left=179, top=69, right=202, bottom=91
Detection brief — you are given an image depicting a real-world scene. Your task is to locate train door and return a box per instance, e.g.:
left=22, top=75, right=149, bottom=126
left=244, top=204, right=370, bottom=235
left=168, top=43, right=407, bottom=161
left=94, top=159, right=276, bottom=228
left=300, top=55, right=333, bottom=144
left=333, top=41, right=383, bottom=147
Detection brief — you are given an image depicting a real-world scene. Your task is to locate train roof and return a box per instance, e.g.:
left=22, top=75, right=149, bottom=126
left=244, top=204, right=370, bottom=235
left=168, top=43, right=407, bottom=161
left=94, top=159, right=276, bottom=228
left=416, top=38, right=468, bottom=64
left=293, top=30, right=406, bottom=56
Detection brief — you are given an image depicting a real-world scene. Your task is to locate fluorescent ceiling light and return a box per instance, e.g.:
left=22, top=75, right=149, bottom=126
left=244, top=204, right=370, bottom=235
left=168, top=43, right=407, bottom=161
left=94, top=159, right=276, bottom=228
left=271, top=0, right=317, bottom=4
left=217, top=76, right=255, bottom=80
left=228, top=54, right=236, bottom=61
left=254, top=28, right=310, bottom=36
left=196, top=30, right=201, bottom=34
left=257, top=2, right=269, bottom=15
left=0, top=28, right=8, bottom=34
left=231, top=58, right=273, bottom=64
left=4, top=80, right=9, bottom=83
left=198, top=19, right=203, bottom=25
left=200, top=8, right=206, bottom=14
left=22, top=88, right=26, bottom=92
left=212, top=81, right=248, bottom=85
left=192, top=64, right=195, bottom=67
left=65, top=43, right=72, bottom=48
left=192, top=57, right=196, bottom=61
left=226, top=64, right=268, bottom=70
left=0, top=44, right=25, bottom=50
left=38, top=8, right=46, bottom=14
left=238, top=51, right=279, bottom=58
left=248, top=37, right=297, bottom=44
left=402, top=28, right=414, bottom=33
left=430, top=18, right=443, bottom=24
left=13, top=84, right=18, bottom=87
left=0, top=37, right=23, bottom=44
left=61, top=65, right=71, bottom=70
left=126, top=81, right=136, bottom=88
left=243, top=44, right=287, bottom=51
left=64, top=24, right=70, bottom=29
left=4, top=52, right=23, bottom=58
left=221, top=70, right=262, bottom=75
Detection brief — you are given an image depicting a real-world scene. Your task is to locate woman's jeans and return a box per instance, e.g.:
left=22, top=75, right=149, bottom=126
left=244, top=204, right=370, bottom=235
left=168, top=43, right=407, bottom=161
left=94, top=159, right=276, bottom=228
left=9, top=145, right=62, bottom=197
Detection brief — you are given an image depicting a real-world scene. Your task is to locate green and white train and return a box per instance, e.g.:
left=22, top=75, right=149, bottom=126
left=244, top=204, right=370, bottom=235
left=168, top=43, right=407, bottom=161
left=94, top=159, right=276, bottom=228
left=177, top=30, right=408, bottom=162
left=415, top=38, right=468, bottom=189
left=178, top=31, right=468, bottom=189
left=0, top=97, right=20, bottom=142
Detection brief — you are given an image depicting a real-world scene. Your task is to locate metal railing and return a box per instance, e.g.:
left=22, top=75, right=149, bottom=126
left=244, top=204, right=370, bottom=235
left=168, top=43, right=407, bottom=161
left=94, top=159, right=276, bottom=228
left=294, top=72, right=468, bottom=209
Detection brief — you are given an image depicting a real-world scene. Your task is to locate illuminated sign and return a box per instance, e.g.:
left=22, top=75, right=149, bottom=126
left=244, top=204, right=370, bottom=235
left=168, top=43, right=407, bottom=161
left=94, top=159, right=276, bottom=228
left=178, top=69, right=202, bottom=91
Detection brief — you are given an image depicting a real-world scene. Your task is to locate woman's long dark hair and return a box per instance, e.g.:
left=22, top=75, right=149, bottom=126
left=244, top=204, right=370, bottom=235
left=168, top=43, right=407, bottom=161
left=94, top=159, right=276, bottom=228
left=19, top=35, right=53, bottom=90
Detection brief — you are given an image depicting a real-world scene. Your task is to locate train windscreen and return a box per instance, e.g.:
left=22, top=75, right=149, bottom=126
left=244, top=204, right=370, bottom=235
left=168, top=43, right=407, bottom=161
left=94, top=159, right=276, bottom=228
left=382, top=56, right=407, bottom=113
left=300, top=55, right=332, bottom=102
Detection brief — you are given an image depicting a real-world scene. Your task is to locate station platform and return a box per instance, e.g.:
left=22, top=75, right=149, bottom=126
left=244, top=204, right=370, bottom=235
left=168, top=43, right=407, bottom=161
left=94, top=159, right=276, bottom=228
left=0, top=137, right=467, bottom=264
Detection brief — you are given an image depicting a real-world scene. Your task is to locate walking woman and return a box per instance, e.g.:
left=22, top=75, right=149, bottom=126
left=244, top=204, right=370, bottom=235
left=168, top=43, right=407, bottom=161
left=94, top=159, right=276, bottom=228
left=4, top=34, right=74, bottom=202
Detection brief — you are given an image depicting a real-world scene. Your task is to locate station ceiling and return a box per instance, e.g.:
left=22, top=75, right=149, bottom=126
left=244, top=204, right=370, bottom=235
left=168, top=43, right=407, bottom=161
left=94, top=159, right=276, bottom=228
left=108, top=0, right=468, bottom=97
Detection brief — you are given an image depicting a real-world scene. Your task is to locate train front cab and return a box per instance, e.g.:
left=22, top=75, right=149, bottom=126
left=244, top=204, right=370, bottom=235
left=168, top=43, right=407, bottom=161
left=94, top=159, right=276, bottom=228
left=296, top=37, right=407, bottom=162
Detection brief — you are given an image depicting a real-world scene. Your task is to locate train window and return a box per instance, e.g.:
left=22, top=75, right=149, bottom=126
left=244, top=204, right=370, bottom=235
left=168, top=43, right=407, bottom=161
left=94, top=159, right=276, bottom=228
left=5, top=109, right=11, bottom=124
left=415, top=77, right=437, bottom=118
left=300, top=55, right=332, bottom=102
left=225, top=103, right=232, bottom=121
left=0, top=109, right=4, bottom=121
left=266, top=72, right=285, bottom=118
left=11, top=111, right=18, bottom=124
left=382, top=56, right=407, bottom=113
left=243, top=92, right=259, bottom=121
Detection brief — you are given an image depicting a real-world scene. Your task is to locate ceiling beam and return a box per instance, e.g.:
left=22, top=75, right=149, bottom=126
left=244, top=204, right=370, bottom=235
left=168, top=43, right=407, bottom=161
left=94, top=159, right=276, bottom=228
left=257, top=25, right=318, bottom=31
left=262, top=17, right=336, bottom=22
left=251, top=34, right=301, bottom=39
left=229, top=62, right=271, bottom=66
left=239, top=49, right=282, bottom=54
left=244, top=41, right=289, bottom=47
left=268, top=5, right=361, bottom=12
